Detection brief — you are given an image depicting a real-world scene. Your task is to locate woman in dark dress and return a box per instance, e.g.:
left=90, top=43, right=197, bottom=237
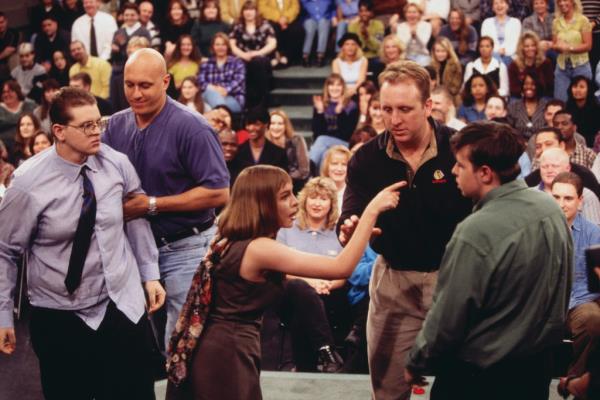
left=166, top=165, right=401, bottom=399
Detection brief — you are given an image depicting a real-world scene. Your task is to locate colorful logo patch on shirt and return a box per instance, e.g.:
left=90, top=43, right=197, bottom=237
left=432, top=169, right=447, bottom=184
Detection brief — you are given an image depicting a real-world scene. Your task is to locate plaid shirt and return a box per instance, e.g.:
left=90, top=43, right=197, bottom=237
left=571, top=142, right=597, bottom=170
left=197, top=56, right=246, bottom=108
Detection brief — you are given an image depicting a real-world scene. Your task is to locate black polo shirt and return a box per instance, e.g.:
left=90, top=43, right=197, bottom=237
left=338, top=118, right=472, bottom=271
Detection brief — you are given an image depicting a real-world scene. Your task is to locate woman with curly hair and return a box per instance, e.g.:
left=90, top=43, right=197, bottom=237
left=458, top=73, right=499, bottom=123
left=508, top=31, right=554, bottom=98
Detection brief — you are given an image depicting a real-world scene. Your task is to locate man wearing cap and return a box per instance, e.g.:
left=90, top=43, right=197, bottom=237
left=103, top=48, right=229, bottom=347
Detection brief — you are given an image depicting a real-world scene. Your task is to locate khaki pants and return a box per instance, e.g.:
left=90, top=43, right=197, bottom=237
left=567, top=298, right=600, bottom=376
left=367, top=256, right=437, bottom=400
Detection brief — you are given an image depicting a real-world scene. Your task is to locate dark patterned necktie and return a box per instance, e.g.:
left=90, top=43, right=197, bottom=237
left=90, top=17, right=98, bottom=57
left=65, top=167, right=97, bottom=294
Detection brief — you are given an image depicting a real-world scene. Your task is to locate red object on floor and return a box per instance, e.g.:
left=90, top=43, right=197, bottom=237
left=412, top=386, right=426, bottom=395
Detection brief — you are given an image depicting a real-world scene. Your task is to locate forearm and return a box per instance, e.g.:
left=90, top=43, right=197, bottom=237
left=156, top=187, right=229, bottom=213
left=256, top=38, right=277, bottom=57
left=0, top=47, right=15, bottom=61
left=334, top=208, right=378, bottom=276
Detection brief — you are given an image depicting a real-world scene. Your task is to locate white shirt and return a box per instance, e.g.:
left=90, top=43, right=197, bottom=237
left=71, top=11, right=118, bottom=61
left=425, top=0, right=450, bottom=20
left=480, top=16, right=521, bottom=57
left=463, top=57, right=509, bottom=97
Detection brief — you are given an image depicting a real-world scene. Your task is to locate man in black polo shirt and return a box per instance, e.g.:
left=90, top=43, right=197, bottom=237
left=338, top=60, right=471, bottom=399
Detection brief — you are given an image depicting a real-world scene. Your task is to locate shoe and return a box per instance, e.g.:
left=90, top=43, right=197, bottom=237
left=302, top=54, right=310, bottom=68
left=316, top=53, right=326, bottom=67
left=344, top=324, right=362, bottom=347
left=317, top=345, right=343, bottom=373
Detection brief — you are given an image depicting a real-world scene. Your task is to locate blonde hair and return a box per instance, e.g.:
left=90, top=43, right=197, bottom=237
left=219, top=165, right=291, bottom=240
left=320, top=145, right=351, bottom=177
left=554, top=0, right=583, bottom=18
left=295, top=177, right=339, bottom=230
left=379, top=60, right=431, bottom=103
left=379, top=34, right=405, bottom=64
left=266, top=109, right=295, bottom=144
left=430, top=37, right=461, bottom=72
left=127, top=35, right=150, bottom=54
left=514, top=31, right=546, bottom=70
left=337, top=40, right=363, bottom=62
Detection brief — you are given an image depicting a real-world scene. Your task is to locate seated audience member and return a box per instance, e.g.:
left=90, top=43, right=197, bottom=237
left=395, top=2, right=431, bottom=66
left=69, top=40, right=111, bottom=99
left=552, top=172, right=600, bottom=399
left=191, top=0, right=230, bottom=57
left=430, top=86, right=466, bottom=130
left=266, top=110, right=310, bottom=192
left=566, top=75, right=600, bottom=148
left=464, top=36, right=509, bottom=96
left=198, top=32, right=245, bottom=113
left=34, top=78, right=61, bottom=133
left=320, top=145, right=351, bottom=213
left=34, top=15, right=71, bottom=71
left=545, top=99, right=565, bottom=127
left=29, top=0, right=66, bottom=37
left=162, top=0, right=195, bottom=59
left=258, top=0, right=303, bottom=67
left=507, top=72, right=549, bottom=139
left=449, top=0, right=480, bottom=28
left=522, top=0, right=554, bottom=55
left=552, top=0, right=593, bottom=102
left=301, top=0, right=334, bottom=67
left=309, top=73, right=358, bottom=169
left=48, top=50, right=71, bottom=86
left=554, top=110, right=596, bottom=170
left=229, top=0, right=277, bottom=108
left=0, top=140, right=14, bottom=194
left=526, top=127, right=600, bottom=200
left=333, top=0, right=358, bottom=52
left=332, top=33, right=368, bottom=97
left=508, top=31, right=554, bottom=98
left=28, top=130, right=53, bottom=155
left=439, top=8, right=478, bottom=66
left=11, top=43, right=47, bottom=98
left=138, top=0, right=162, bottom=50
left=347, top=1, right=384, bottom=71
left=458, top=74, right=498, bottom=123
left=167, top=34, right=201, bottom=90
left=356, top=80, right=377, bottom=125
left=217, top=128, right=240, bottom=184
left=348, top=124, right=377, bottom=152
left=0, top=12, right=18, bottom=82
left=0, top=80, right=37, bottom=149
left=420, top=0, right=450, bottom=37
left=71, top=0, right=117, bottom=60
left=62, top=0, right=84, bottom=32
left=178, top=76, right=204, bottom=114
left=480, top=0, right=521, bottom=66
left=9, top=112, right=40, bottom=166
left=232, top=107, right=288, bottom=182
left=110, top=3, right=151, bottom=111
left=69, top=72, right=113, bottom=116
left=362, top=92, right=386, bottom=134
left=374, top=34, right=405, bottom=80
left=539, top=148, right=600, bottom=224
left=277, top=176, right=346, bottom=373
left=430, top=36, right=463, bottom=102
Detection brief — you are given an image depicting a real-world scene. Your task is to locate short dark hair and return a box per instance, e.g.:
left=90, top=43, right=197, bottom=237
left=49, top=87, right=97, bottom=125
left=534, top=127, right=563, bottom=142
left=451, top=121, right=525, bottom=184
left=3, top=80, right=25, bottom=101
left=545, top=99, right=565, bottom=111
left=358, top=0, right=373, bottom=9
left=245, top=106, right=270, bottom=124
left=552, top=171, right=583, bottom=197
left=70, top=72, right=92, bottom=87
left=553, top=109, right=573, bottom=121
left=120, top=2, right=139, bottom=14
left=486, top=94, right=507, bottom=110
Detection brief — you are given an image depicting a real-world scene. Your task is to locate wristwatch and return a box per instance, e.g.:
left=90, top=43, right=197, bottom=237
left=148, top=196, right=158, bottom=216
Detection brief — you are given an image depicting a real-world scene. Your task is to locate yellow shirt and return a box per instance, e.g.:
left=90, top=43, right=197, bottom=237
left=168, top=62, right=200, bottom=88
left=553, top=13, right=592, bottom=69
left=69, top=56, right=112, bottom=99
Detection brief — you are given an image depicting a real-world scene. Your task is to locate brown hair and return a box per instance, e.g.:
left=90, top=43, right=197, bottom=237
left=238, top=0, right=263, bottom=26
left=378, top=60, right=431, bottom=104
left=177, top=76, right=204, bottom=114
left=210, top=32, right=231, bottom=56
left=296, top=177, right=339, bottom=230
left=514, top=31, right=546, bottom=71
left=2, top=80, right=25, bottom=102
left=28, top=130, right=54, bottom=155
left=169, top=34, right=202, bottom=67
left=266, top=109, right=295, bottom=143
left=15, top=112, right=41, bottom=151
left=320, top=145, right=351, bottom=177
left=552, top=171, right=583, bottom=197
left=323, top=73, right=349, bottom=107
left=167, top=0, right=191, bottom=25
left=200, top=0, right=222, bottom=22
left=218, top=165, right=291, bottom=240
left=49, top=87, right=97, bottom=125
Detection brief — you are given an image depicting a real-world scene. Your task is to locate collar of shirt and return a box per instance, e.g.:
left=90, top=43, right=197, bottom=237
left=572, top=212, right=584, bottom=232
left=50, top=145, right=99, bottom=181
left=474, top=179, right=528, bottom=212
left=124, top=22, right=142, bottom=36
left=385, top=118, right=439, bottom=166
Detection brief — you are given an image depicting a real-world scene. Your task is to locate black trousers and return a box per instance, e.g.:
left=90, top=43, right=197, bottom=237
left=430, top=349, right=553, bottom=400
left=29, top=301, right=156, bottom=400
left=245, top=56, right=272, bottom=109
left=271, top=20, right=305, bottom=64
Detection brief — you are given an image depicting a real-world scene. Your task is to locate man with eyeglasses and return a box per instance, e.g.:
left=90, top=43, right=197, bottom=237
left=0, top=87, right=165, bottom=399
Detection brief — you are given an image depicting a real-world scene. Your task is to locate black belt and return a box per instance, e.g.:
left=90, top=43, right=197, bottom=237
left=155, top=219, right=214, bottom=247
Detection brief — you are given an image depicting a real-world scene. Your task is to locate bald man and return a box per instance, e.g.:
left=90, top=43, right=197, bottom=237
left=102, top=48, right=230, bottom=347
left=539, top=148, right=600, bottom=225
